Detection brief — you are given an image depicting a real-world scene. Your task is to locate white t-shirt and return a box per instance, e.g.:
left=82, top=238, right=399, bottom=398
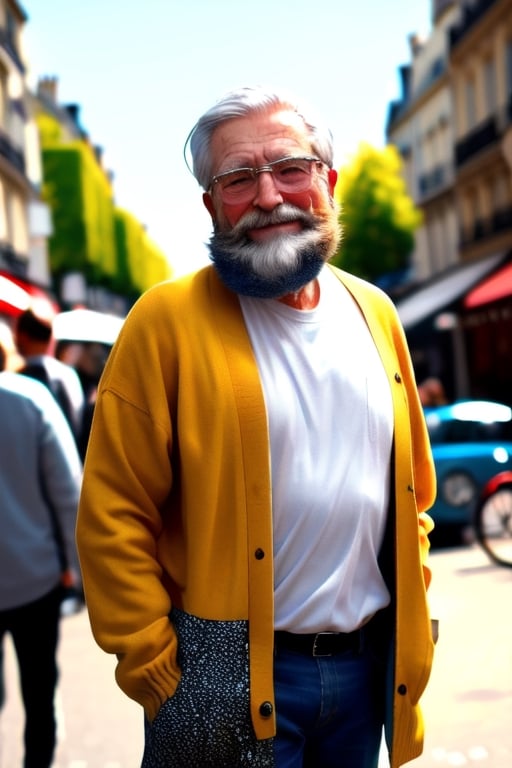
left=239, top=267, right=393, bottom=633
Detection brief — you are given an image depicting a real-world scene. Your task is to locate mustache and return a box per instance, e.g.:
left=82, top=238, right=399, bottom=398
left=220, top=204, right=318, bottom=242
left=208, top=200, right=342, bottom=298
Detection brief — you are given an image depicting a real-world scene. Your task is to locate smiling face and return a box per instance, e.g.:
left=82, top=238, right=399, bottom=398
left=203, top=108, right=337, bottom=231
left=202, top=107, right=340, bottom=298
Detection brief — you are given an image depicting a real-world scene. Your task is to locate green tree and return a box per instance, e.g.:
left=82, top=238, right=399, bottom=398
left=35, top=112, right=172, bottom=303
left=41, top=143, right=117, bottom=283
left=332, top=142, right=422, bottom=284
left=114, top=208, right=173, bottom=296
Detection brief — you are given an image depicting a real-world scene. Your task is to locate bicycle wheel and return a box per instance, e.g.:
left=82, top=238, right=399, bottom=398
left=474, top=478, right=512, bottom=568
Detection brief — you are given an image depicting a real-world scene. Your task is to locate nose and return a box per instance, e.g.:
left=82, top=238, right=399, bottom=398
left=252, top=170, right=284, bottom=210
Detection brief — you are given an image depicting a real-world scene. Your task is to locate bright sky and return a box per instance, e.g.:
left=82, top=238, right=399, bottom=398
left=24, top=1, right=431, bottom=278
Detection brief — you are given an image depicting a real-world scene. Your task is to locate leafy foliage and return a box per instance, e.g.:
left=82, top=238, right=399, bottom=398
left=36, top=113, right=171, bottom=300
left=332, top=142, right=422, bottom=285
left=41, top=143, right=116, bottom=282
left=36, top=113, right=63, bottom=146
left=114, top=208, right=172, bottom=294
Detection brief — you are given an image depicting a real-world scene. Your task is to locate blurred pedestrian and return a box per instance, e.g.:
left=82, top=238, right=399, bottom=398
left=418, top=377, right=448, bottom=407
left=55, top=339, right=112, bottom=460
left=73, top=341, right=111, bottom=403
left=0, top=329, right=82, bottom=768
left=77, top=86, right=436, bottom=768
left=0, top=317, right=24, bottom=371
left=15, top=303, right=85, bottom=443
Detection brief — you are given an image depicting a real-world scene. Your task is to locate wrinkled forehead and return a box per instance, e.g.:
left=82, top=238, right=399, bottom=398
left=210, top=108, right=312, bottom=167
left=215, top=105, right=308, bottom=139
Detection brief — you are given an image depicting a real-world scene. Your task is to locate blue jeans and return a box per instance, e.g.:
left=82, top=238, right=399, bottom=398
left=273, top=638, right=386, bottom=768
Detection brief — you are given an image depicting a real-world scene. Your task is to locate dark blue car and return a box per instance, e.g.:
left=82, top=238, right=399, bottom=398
left=423, top=400, right=512, bottom=529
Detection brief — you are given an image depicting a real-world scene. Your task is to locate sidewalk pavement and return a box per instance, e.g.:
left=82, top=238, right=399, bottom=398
left=0, top=607, right=143, bottom=767
left=1, top=544, right=511, bottom=766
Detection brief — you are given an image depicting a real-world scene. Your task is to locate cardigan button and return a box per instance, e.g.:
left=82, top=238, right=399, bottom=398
left=394, top=373, right=402, bottom=383
left=259, top=701, right=273, bottom=717
left=254, top=548, right=265, bottom=560
left=397, top=684, right=407, bottom=696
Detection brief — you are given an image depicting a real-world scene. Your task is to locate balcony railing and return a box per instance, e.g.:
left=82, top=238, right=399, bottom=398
left=0, top=242, right=27, bottom=276
left=0, top=27, right=24, bottom=73
left=0, top=129, right=25, bottom=175
left=455, top=96, right=512, bottom=167
left=460, top=205, right=512, bottom=247
left=455, top=115, right=499, bottom=166
left=492, top=207, right=512, bottom=233
left=418, top=164, right=452, bottom=199
left=449, top=0, right=499, bottom=48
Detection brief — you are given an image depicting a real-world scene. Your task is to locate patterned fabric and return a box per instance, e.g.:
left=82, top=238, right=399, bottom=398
left=141, top=608, right=274, bottom=767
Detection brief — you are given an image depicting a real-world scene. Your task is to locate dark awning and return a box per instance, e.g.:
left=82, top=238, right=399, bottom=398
left=395, top=252, right=506, bottom=330
left=463, top=261, right=512, bottom=308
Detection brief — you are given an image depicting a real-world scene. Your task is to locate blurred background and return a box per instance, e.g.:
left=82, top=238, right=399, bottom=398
left=0, top=0, right=510, bottom=404
left=1, top=0, right=512, bottom=765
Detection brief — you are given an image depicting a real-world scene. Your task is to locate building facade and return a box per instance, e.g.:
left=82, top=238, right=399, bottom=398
left=387, top=0, right=512, bottom=404
left=0, top=0, right=52, bottom=307
left=0, top=5, right=171, bottom=322
left=451, top=0, right=512, bottom=263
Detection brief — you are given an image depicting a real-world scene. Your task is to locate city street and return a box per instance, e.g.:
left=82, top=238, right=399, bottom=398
left=0, top=541, right=511, bottom=767
left=414, top=539, right=512, bottom=767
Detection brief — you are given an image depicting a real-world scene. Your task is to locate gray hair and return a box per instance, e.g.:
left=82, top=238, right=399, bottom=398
left=187, top=86, right=335, bottom=190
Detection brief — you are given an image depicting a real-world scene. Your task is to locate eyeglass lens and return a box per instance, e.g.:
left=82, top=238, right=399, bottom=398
left=213, top=157, right=321, bottom=202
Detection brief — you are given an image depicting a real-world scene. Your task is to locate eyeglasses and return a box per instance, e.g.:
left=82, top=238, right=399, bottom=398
left=209, top=155, right=324, bottom=203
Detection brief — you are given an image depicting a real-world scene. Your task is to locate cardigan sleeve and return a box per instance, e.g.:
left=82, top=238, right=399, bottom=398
left=76, top=297, right=182, bottom=720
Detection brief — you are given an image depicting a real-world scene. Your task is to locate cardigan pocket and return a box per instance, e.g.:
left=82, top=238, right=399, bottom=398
left=141, top=608, right=274, bottom=768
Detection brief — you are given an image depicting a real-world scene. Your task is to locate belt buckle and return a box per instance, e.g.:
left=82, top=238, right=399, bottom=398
left=312, top=632, right=337, bottom=657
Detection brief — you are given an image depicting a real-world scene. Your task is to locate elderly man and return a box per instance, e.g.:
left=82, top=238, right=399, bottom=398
left=77, top=86, right=436, bottom=768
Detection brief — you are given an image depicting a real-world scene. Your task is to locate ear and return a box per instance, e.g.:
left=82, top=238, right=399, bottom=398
left=202, top=192, right=216, bottom=221
left=327, top=168, right=338, bottom=196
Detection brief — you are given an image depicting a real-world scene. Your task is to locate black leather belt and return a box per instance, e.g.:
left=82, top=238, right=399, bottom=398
left=274, top=628, right=364, bottom=657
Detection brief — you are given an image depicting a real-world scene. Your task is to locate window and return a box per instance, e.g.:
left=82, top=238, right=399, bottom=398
left=483, top=58, right=497, bottom=115
left=506, top=39, right=512, bottom=94
left=0, top=64, right=7, bottom=130
left=0, top=180, right=7, bottom=240
left=465, top=77, right=477, bottom=130
left=11, top=191, right=28, bottom=254
left=6, top=9, right=17, bottom=47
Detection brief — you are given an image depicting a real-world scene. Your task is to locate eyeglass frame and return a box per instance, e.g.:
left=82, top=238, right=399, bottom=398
left=208, top=155, right=326, bottom=199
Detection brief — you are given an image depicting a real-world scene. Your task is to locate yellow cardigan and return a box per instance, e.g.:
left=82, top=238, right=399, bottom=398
left=76, top=264, right=436, bottom=767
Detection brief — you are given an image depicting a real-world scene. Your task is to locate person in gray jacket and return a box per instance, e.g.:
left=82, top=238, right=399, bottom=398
left=0, top=326, right=82, bottom=768
left=15, top=305, right=85, bottom=442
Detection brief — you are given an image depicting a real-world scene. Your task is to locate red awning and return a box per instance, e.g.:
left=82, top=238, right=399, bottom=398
left=0, top=271, right=59, bottom=318
left=464, top=262, right=512, bottom=309
left=0, top=274, right=30, bottom=313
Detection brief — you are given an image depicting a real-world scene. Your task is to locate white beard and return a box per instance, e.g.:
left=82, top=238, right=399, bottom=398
left=229, top=226, right=327, bottom=279
left=208, top=203, right=341, bottom=299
